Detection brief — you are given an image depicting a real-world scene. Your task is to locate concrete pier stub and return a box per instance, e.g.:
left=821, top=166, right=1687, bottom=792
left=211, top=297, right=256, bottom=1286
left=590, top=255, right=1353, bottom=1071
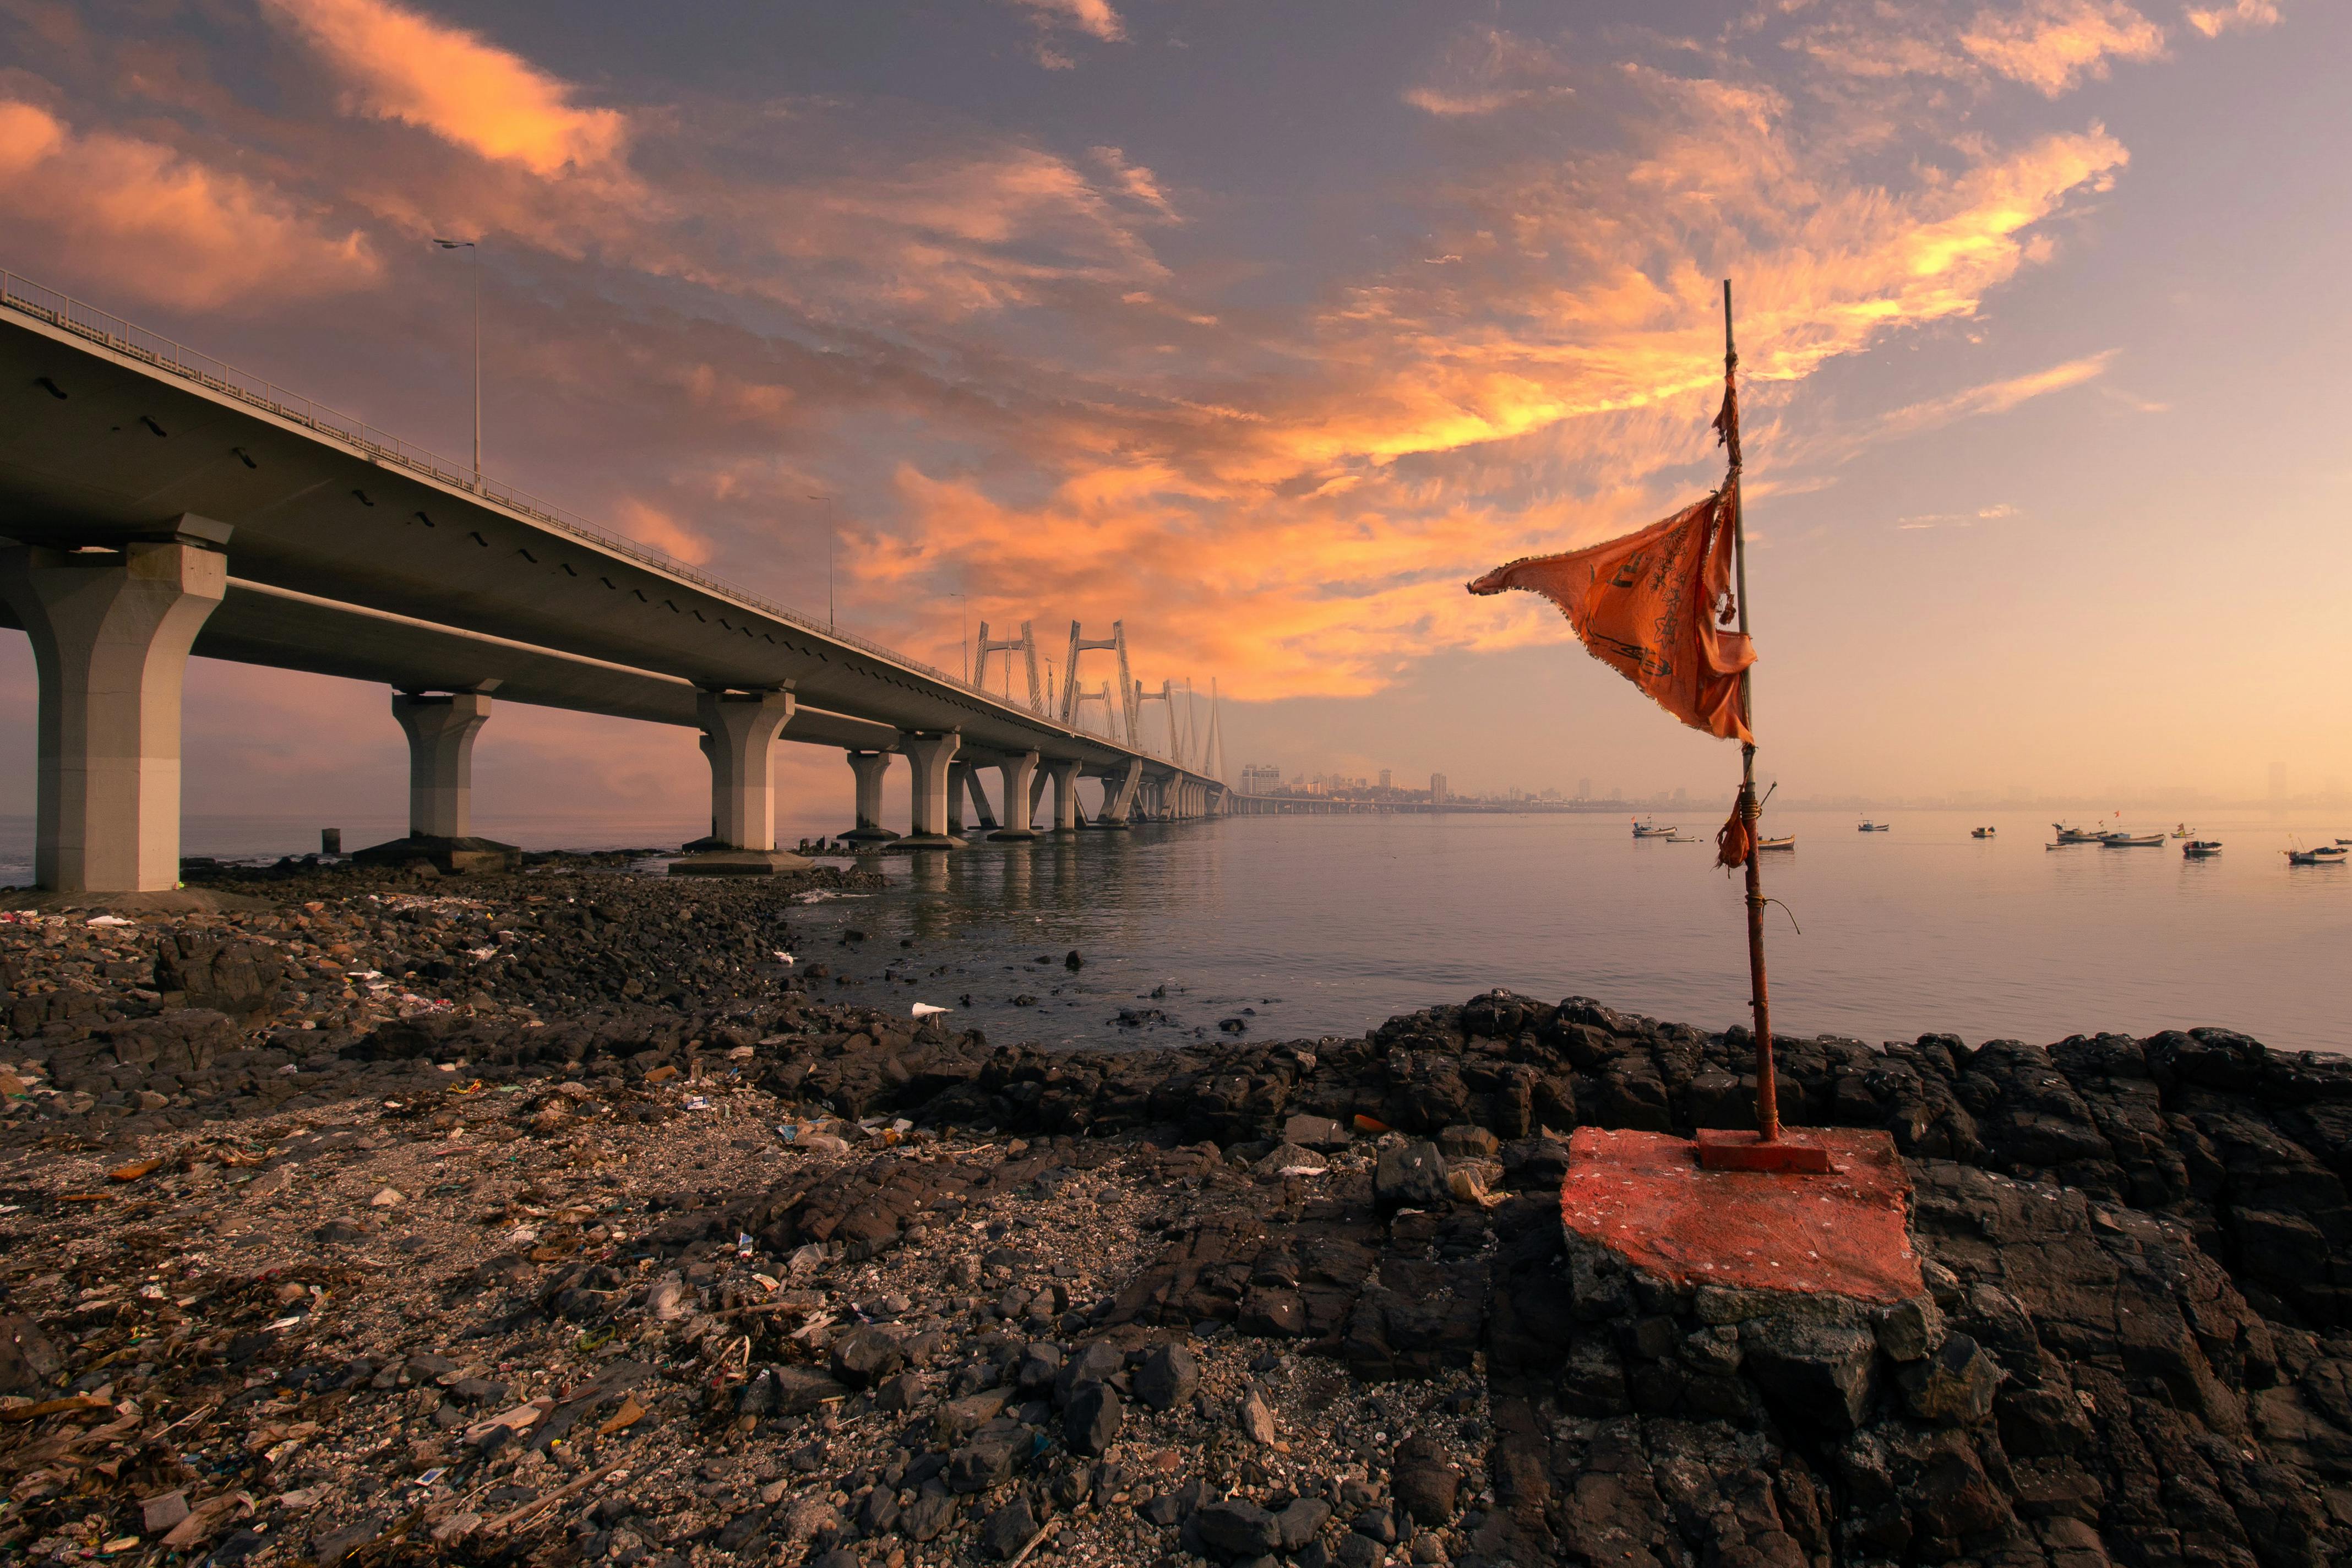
left=844, top=750, right=899, bottom=842
left=991, top=750, right=1041, bottom=840
left=355, top=690, right=521, bottom=873
left=672, top=688, right=808, bottom=875
left=900, top=731, right=963, bottom=848
left=0, top=536, right=226, bottom=893
left=1047, top=759, right=1081, bottom=832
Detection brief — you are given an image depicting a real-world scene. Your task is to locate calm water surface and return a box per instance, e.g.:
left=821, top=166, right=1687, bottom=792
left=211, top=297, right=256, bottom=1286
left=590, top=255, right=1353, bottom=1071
left=0, top=808, right=2342, bottom=1053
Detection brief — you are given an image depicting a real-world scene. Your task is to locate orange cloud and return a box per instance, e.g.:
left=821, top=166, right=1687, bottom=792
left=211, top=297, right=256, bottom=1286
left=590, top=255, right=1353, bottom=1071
left=1403, top=26, right=1576, bottom=117
left=0, top=99, right=377, bottom=309
left=1960, top=0, right=2167, bottom=95
left=2185, top=0, right=2282, bottom=37
left=1876, top=351, right=2117, bottom=436
left=257, top=0, right=628, bottom=177
left=614, top=499, right=715, bottom=567
left=1007, top=0, right=1126, bottom=43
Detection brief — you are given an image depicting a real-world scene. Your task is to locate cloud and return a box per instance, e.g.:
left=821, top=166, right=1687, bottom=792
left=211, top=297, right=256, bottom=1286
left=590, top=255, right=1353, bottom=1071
left=1877, top=350, right=2118, bottom=437
left=1001, top=0, right=1129, bottom=51
left=1404, top=26, right=1575, bottom=117
left=0, top=98, right=377, bottom=309
left=256, top=0, right=628, bottom=176
left=1961, top=0, right=2168, bottom=95
left=2185, top=0, right=2282, bottom=37
left=1791, top=0, right=2166, bottom=96
left=614, top=499, right=715, bottom=567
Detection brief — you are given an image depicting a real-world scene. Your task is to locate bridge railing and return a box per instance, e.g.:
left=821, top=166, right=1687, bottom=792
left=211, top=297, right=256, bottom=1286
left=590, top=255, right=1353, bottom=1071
left=0, top=268, right=1209, bottom=775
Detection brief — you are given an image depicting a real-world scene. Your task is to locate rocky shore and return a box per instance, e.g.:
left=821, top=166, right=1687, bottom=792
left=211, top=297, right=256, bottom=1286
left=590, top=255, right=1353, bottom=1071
left=1, top=859, right=2348, bottom=1568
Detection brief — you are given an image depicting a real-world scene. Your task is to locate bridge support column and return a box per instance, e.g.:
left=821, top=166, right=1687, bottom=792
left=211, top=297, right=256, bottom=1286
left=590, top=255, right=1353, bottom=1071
left=674, top=688, right=806, bottom=875
left=1095, top=758, right=1141, bottom=830
left=1047, top=759, right=1082, bottom=833
left=991, top=751, right=1041, bottom=840
left=0, top=537, right=225, bottom=894
left=946, top=761, right=968, bottom=834
left=355, top=690, right=520, bottom=873
left=843, top=750, right=897, bottom=842
left=901, top=731, right=963, bottom=848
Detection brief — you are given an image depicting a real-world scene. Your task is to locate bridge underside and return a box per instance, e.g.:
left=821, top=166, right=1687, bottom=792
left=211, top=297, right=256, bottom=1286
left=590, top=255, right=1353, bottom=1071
left=0, top=297, right=1226, bottom=889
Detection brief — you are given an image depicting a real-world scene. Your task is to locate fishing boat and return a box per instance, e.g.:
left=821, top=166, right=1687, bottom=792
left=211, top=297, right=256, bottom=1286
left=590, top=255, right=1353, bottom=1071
left=2286, top=846, right=2348, bottom=866
left=2338, top=839, right=2352, bottom=847
left=2184, top=840, right=2223, bottom=858
left=2101, top=832, right=2164, bottom=847
left=1757, top=834, right=1795, bottom=851
left=1632, top=820, right=1676, bottom=838
left=1971, top=826, right=1996, bottom=839
left=2170, top=823, right=2195, bottom=839
left=1857, top=820, right=1891, bottom=832
left=2052, top=824, right=2104, bottom=843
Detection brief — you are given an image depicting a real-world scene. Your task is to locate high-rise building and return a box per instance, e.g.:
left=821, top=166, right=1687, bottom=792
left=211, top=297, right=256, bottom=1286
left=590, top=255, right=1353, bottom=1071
left=1430, top=772, right=1449, bottom=804
left=1378, top=769, right=1391, bottom=791
left=1578, top=777, right=1592, bottom=801
left=1240, top=763, right=1282, bottom=795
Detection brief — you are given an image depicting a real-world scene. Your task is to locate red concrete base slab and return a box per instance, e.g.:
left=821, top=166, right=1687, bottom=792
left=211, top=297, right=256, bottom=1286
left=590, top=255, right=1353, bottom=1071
left=1561, top=1126, right=1923, bottom=1304
left=1694, top=1128, right=1836, bottom=1173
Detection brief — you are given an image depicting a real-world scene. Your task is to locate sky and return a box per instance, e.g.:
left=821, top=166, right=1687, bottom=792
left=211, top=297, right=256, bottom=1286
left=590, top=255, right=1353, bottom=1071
left=0, top=0, right=2345, bottom=828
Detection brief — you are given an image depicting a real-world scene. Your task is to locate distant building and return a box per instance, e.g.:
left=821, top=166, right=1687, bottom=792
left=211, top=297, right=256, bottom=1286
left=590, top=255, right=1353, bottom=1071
left=1673, top=787, right=1687, bottom=807
left=1240, top=763, right=1282, bottom=795
left=1378, top=768, right=1391, bottom=791
left=1578, top=776, right=1592, bottom=801
left=1430, top=772, right=1449, bottom=804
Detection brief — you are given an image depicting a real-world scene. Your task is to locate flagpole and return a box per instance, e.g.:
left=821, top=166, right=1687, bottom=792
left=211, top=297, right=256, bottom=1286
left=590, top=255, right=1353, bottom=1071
left=1724, top=278, right=1779, bottom=1144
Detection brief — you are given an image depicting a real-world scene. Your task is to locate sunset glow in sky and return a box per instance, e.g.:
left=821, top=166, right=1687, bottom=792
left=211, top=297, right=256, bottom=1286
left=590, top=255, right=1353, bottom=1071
left=1, top=0, right=2344, bottom=821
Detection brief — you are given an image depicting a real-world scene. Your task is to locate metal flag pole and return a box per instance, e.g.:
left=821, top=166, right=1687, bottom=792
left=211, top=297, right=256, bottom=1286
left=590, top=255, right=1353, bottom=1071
left=1724, top=277, right=1779, bottom=1144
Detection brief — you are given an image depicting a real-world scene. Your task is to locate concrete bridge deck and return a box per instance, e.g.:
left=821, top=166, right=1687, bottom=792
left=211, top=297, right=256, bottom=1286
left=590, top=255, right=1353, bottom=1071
left=0, top=271, right=1226, bottom=890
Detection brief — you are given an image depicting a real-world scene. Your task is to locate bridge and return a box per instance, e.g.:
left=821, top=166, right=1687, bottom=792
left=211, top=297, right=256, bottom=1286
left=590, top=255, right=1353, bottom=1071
left=0, top=270, right=1229, bottom=893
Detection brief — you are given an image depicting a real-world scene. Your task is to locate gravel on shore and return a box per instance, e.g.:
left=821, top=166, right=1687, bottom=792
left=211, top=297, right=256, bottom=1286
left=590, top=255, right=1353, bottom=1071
left=1, top=857, right=2348, bottom=1568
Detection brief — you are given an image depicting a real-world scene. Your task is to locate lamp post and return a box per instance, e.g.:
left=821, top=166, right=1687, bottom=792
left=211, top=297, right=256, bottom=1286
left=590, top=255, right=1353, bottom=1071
left=807, top=494, right=833, bottom=629
left=431, top=238, right=480, bottom=483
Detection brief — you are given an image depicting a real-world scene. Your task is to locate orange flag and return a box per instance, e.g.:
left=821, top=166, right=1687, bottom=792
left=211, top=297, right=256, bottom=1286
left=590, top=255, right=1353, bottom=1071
left=1467, top=482, right=1756, bottom=743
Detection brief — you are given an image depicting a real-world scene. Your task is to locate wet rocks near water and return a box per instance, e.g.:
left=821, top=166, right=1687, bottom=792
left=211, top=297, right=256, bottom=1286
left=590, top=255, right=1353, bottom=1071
left=0, top=862, right=2346, bottom=1568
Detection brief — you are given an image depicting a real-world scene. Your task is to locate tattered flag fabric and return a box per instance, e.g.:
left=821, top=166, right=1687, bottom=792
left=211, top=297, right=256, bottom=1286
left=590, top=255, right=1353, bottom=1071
left=1466, top=483, right=1757, bottom=743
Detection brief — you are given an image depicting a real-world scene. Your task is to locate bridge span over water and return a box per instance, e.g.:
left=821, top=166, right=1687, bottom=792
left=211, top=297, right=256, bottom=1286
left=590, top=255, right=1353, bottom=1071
left=0, top=273, right=1227, bottom=892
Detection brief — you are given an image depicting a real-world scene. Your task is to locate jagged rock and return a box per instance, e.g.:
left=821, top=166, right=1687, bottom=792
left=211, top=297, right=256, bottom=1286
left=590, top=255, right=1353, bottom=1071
left=1065, top=1382, right=1122, bottom=1456
left=1897, top=1332, right=2004, bottom=1424
left=1194, top=1499, right=1282, bottom=1556
left=1374, top=1141, right=1450, bottom=1213
left=1740, top=1316, right=1879, bottom=1431
left=1134, top=1342, right=1199, bottom=1411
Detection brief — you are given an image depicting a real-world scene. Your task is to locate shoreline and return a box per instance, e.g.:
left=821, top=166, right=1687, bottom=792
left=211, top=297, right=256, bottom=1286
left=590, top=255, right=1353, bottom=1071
left=1, top=861, right=2347, bottom=1568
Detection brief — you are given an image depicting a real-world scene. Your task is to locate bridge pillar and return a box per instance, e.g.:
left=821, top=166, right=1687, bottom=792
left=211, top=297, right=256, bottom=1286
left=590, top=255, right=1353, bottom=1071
left=393, top=691, right=492, bottom=839
left=843, top=750, right=898, bottom=842
left=351, top=690, right=521, bottom=873
left=901, top=731, right=963, bottom=847
left=675, top=688, right=805, bottom=874
left=0, top=537, right=226, bottom=894
left=991, top=750, right=1041, bottom=840
left=1096, top=757, right=1141, bottom=830
left=1046, top=759, right=1082, bottom=832
left=946, top=761, right=968, bottom=834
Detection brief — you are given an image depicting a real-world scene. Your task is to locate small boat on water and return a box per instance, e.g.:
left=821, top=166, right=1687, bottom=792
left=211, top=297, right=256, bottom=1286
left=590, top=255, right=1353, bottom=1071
left=2170, top=823, right=2195, bottom=839
left=1756, top=835, right=1796, bottom=851
left=2286, top=846, right=2349, bottom=866
left=2052, top=824, right=2104, bottom=843
left=1971, top=826, right=1996, bottom=839
left=1858, top=820, right=1891, bottom=832
left=1632, top=820, right=1676, bottom=839
left=2101, top=832, right=2164, bottom=847
left=2184, top=840, right=2223, bottom=858
left=2338, top=839, right=2352, bottom=847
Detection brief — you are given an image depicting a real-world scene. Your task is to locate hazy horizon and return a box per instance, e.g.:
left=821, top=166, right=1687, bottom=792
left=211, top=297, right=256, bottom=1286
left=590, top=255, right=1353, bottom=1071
left=1, top=0, right=2345, bottom=823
